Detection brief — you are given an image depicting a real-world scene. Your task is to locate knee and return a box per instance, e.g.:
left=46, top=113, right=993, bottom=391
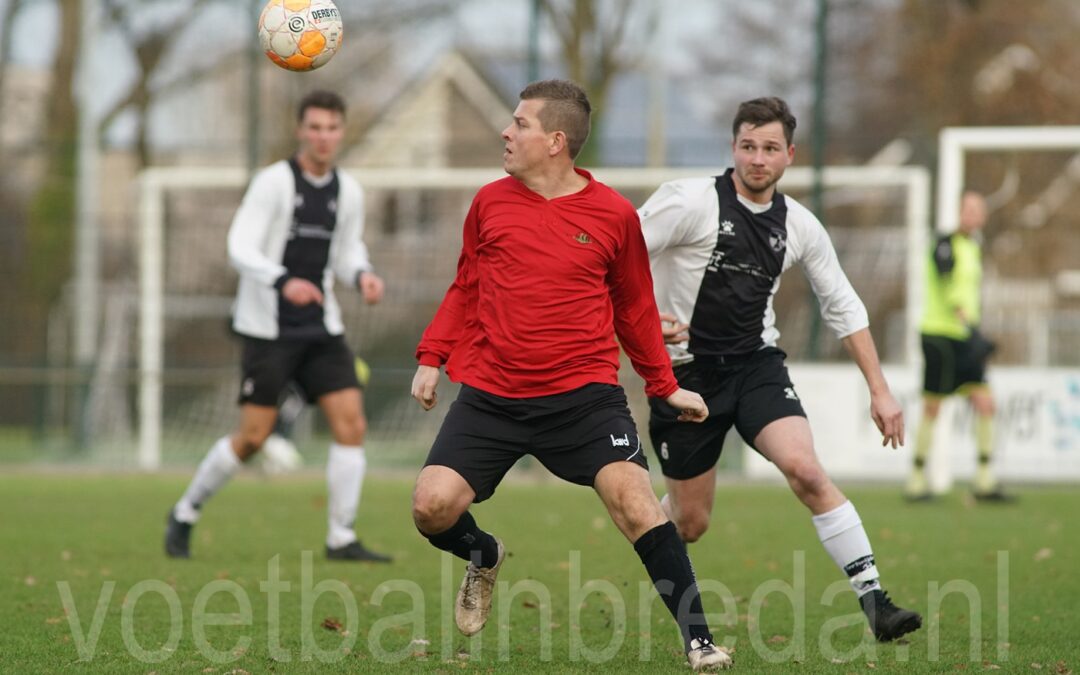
left=412, top=486, right=463, bottom=534
left=675, top=510, right=710, bottom=543
left=972, top=396, right=995, bottom=417
left=234, top=431, right=270, bottom=460
left=787, top=459, right=830, bottom=498
left=333, top=413, right=367, bottom=446
left=923, top=402, right=941, bottom=420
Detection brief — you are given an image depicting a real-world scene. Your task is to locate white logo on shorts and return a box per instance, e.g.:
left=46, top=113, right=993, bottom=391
left=610, top=433, right=630, bottom=447
left=784, top=386, right=799, bottom=400
left=242, top=378, right=255, bottom=396
left=660, top=441, right=669, bottom=460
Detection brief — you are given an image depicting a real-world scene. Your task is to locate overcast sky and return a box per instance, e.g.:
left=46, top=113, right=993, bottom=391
left=5, top=0, right=720, bottom=73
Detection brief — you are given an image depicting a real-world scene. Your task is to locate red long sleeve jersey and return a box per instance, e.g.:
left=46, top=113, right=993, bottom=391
left=416, top=170, right=679, bottom=400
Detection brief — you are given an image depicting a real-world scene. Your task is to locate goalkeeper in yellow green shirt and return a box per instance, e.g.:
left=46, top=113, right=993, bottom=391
left=908, top=191, right=1010, bottom=501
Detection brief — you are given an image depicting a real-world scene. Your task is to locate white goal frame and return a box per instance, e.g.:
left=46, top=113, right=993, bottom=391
left=138, top=165, right=931, bottom=470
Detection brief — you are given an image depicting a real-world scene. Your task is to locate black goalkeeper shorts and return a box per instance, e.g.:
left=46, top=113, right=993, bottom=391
left=424, top=383, right=648, bottom=502
left=921, top=333, right=988, bottom=396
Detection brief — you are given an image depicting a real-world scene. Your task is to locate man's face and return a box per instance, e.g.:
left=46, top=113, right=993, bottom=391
left=501, top=99, right=555, bottom=177
left=958, top=192, right=988, bottom=234
left=297, top=107, right=345, bottom=166
left=731, top=121, right=795, bottom=199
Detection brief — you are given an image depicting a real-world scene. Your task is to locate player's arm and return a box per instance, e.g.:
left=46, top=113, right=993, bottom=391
left=333, top=181, right=383, bottom=304
left=227, top=167, right=288, bottom=287
left=638, top=180, right=697, bottom=256
left=797, top=209, right=903, bottom=448
left=608, top=212, right=707, bottom=422
left=841, top=328, right=904, bottom=448
left=412, top=197, right=481, bottom=410
left=639, top=180, right=709, bottom=343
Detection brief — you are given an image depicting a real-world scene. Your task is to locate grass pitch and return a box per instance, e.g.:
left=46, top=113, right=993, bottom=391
left=1, top=473, right=1077, bottom=673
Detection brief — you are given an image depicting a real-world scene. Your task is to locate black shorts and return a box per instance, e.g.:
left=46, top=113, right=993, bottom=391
left=921, top=333, right=988, bottom=396
left=424, top=383, right=647, bottom=503
left=648, top=348, right=806, bottom=480
left=238, top=335, right=359, bottom=406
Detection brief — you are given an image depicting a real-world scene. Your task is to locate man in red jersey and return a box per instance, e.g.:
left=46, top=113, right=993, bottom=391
left=409, top=80, right=731, bottom=671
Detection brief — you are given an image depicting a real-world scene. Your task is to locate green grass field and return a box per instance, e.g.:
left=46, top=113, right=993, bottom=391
left=1, top=473, right=1077, bottom=673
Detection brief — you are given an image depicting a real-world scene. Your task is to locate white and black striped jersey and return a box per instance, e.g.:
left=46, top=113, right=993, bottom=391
left=228, top=158, right=372, bottom=340
left=639, top=169, right=868, bottom=365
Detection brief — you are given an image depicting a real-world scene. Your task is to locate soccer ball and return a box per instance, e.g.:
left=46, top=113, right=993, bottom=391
left=258, top=0, right=344, bottom=72
left=261, top=434, right=303, bottom=475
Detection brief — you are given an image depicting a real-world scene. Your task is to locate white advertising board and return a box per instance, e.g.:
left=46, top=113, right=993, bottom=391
left=743, top=364, right=1080, bottom=486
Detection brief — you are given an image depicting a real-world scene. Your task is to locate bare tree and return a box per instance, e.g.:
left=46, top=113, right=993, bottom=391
left=96, top=0, right=456, bottom=167
left=0, top=0, right=26, bottom=156
left=539, top=0, right=652, bottom=165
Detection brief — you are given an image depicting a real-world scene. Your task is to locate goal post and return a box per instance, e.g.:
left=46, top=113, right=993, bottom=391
left=137, top=164, right=930, bottom=471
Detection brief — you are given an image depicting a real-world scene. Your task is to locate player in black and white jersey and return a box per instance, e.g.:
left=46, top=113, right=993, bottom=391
left=639, top=97, right=921, bottom=642
left=165, top=91, right=390, bottom=563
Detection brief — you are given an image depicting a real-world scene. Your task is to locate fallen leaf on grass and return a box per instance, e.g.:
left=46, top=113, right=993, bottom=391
left=321, top=617, right=343, bottom=633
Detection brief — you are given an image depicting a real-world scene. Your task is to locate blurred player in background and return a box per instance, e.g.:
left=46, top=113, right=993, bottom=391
left=165, top=91, right=390, bottom=562
left=907, top=190, right=1010, bottom=502
left=410, top=79, right=731, bottom=670
left=639, top=96, right=921, bottom=643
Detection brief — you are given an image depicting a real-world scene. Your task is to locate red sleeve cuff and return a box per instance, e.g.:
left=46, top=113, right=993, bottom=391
left=417, top=352, right=444, bottom=368
left=647, top=380, right=679, bottom=400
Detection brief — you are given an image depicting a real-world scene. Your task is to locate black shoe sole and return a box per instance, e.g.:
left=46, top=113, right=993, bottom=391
left=876, top=613, right=923, bottom=642
left=325, top=546, right=393, bottom=563
left=973, top=492, right=1016, bottom=503
left=164, top=511, right=192, bottom=559
left=903, top=493, right=935, bottom=503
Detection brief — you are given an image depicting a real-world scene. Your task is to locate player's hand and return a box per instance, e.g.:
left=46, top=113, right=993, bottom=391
left=870, top=389, right=905, bottom=448
left=659, top=312, right=689, bottom=344
left=359, top=271, right=385, bottom=305
left=664, top=387, right=709, bottom=423
left=282, top=278, right=324, bottom=306
left=411, top=365, right=440, bottom=411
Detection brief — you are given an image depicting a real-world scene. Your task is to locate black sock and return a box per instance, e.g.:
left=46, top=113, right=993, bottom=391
left=634, top=521, right=712, bottom=648
left=421, top=511, right=499, bottom=568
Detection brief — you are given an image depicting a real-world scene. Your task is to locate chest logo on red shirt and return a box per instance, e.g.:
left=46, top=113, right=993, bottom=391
left=574, top=232, right=592, bottom=245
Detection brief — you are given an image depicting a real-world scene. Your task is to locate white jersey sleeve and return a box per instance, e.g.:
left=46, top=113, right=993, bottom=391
left=783, top=196, right=869, bottom=339
left=638, top=178, right=719, bottom=363
left=639, top=178, right=716, bottom=255
left=331, top=173, right=373, bottom=287
left=227, top=163, right=290, bottom=287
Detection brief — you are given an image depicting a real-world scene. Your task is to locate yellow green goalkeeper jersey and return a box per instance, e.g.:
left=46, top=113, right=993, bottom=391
left=920, top=233, right=981, bottom=340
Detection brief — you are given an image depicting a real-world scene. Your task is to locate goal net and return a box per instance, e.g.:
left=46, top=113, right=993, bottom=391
left=132, top=165, right=928, bottom=471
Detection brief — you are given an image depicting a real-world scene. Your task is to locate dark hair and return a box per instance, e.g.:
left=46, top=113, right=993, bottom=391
left=518, top=79, right=592, bottom=159
left=732, top=97, right=797, bottom=145
left=297, top=90, right=346, bottom=122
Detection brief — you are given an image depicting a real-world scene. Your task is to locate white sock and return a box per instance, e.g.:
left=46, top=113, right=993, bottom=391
left=174, top=436, right=241, bottom=524
left=326, top=443, right=366, bottom=548
left=812, top=500, right=881, bottom=597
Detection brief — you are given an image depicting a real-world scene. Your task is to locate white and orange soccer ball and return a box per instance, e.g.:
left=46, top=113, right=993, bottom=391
left=258, top=0, right=343, bottom=72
